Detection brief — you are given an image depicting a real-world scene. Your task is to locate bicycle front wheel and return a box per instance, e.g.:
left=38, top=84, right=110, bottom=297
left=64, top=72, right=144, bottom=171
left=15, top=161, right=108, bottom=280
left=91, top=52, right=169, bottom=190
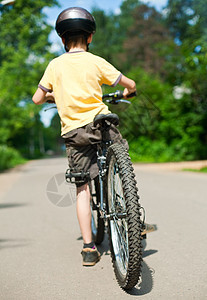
left=106, top=143, right=143, bottom=290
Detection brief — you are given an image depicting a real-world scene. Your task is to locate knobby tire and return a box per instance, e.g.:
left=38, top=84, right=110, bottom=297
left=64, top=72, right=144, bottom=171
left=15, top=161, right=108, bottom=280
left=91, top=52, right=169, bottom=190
left=106, top=143, right=143, bottom=290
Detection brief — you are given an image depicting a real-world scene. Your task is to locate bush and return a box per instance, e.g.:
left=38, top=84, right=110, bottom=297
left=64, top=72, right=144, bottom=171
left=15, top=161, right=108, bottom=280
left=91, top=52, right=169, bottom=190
left=129, top=138, right=174, bottom=162
left=0, top=145, right=26, bottom=171
left=128, top=136, right=203, bottom=163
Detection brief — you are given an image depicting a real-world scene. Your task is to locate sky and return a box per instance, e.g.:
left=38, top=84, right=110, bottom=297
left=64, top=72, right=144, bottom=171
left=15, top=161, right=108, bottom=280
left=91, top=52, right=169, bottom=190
left=48, top=0, right=168, bottom=18
left=42, top=0, right=168, bottom=126
left=46, top=0, right=168, bottom=27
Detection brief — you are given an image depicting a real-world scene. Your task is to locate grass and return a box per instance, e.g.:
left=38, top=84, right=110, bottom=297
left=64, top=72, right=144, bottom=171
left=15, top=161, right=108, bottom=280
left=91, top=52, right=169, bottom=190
left=183, top=167, right=207, bottom=173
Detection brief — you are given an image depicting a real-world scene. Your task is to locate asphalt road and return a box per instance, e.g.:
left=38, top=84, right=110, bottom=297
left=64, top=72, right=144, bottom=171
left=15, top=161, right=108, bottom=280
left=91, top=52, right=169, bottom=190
left=0, top=157, right=207, bottom=300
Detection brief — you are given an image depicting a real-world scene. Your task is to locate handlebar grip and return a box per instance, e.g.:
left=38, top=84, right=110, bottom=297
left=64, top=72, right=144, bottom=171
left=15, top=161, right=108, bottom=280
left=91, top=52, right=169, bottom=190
left=102, top=90, right=136, bottom=101
left=126, top=91, right=137, bottom=98
left=46, top=100, right=55, bottom=103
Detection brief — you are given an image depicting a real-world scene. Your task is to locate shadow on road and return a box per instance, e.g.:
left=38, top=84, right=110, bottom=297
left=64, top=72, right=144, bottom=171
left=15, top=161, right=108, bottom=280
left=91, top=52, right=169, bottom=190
left=0, top=238, right=31, bottom=250
left=97, top=233, right=157, bottom=296
left=127, top=260, right=154, bottom=296
left=143, top=249, right=158, bottom=258
left=126, top=238, right=157, bottom=296
left=0, top=203, right=27, bottom=209
left=97, top=232, right=110, bottom=256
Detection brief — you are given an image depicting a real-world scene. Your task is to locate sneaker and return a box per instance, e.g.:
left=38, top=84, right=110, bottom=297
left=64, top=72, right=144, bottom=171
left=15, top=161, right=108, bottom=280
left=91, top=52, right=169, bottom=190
left=81, top=247, right=101, bottom=266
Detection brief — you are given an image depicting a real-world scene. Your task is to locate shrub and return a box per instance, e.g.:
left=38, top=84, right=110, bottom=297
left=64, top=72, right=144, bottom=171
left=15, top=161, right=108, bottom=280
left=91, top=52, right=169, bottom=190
left=0, top=145, right=26, bottom=171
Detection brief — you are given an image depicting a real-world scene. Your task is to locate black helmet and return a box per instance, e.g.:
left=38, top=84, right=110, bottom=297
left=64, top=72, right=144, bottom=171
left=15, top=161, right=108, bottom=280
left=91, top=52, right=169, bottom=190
left=55, top=7, right=96, bottom=37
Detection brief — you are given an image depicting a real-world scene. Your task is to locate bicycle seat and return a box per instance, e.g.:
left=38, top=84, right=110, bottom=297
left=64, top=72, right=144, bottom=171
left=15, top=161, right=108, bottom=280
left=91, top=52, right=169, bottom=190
left=93, top=113, right=119, bottom=127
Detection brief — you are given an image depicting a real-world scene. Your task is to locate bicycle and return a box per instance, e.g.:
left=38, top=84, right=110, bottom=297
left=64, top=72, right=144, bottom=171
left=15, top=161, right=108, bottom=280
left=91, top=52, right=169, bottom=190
left=65, top=90, right=144, bottom=290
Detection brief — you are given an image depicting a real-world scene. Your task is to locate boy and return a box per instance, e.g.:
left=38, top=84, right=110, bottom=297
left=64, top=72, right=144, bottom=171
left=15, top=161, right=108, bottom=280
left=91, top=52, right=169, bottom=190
left=32, top=7, right=136, bottom=266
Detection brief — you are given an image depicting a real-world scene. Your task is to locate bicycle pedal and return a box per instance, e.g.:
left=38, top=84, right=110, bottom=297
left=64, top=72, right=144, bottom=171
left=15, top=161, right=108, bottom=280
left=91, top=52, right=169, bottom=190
left=141, top=223, right=157, bottom=236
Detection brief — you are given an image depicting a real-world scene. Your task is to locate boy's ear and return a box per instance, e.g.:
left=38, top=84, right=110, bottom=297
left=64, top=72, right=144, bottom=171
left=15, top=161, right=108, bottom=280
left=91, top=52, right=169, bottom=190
left=87, top=34, right=93, bottom=44
left=61, top=37, right=65, bottom=44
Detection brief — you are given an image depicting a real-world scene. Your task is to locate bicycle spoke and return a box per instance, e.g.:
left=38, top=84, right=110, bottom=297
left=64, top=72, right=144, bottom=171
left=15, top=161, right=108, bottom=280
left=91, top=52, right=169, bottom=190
left=108, top=160, right=129, bottom=274
left=112, top=217, right=128, bottom=270
left=113, top=218, right=128, bottom=257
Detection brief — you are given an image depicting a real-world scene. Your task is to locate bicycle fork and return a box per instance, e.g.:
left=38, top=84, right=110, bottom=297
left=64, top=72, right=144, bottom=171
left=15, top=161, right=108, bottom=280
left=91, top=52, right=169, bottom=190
left=97, top=147, right=127, bottom=221
left=97, top=149, right=107, bottom=219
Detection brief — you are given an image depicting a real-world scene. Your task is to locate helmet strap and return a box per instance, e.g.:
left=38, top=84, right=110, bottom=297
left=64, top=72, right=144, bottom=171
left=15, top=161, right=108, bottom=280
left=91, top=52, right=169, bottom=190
left=84, top=35, right=90, bottom=52
left=63, top=35, right=69, bottom=52
left=65, top=44, right=69, bottom=52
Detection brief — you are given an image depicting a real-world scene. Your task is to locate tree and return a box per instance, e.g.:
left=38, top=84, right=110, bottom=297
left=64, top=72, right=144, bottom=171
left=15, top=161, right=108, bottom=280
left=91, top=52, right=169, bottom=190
left=43, top=112, right=64, bottom=155
left=165, top=0, right=207, bottom=42
left=91, top=9, right=119, bottom=64
left=164, top=0, right=207, bottom=157
left=118, top=0, right=141, bottom=42
left=0, top=0, right=58, bottom=165
left=91, top=1, right=141, bottom=70
left=165, top=0, right=194, bottom=41
left=119, top=0, right=141, bottom=36
left=122, top=4, right=175, bottom=77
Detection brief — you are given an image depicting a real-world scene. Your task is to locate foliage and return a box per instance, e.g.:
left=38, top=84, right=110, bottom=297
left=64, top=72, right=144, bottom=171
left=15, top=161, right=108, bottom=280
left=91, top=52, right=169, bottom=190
left=122, top=4, right=175, bottom=77
left=105, top=61, right=207, bottom=161
left=91, top=1, right=141, bottom=69
left=0, top=0, right=58, bottom=168
left=91, top=10, right=119, bottom=64
left=0, top=145, right=26, bottom=171
left=43, top=112, right=65, bottom=155
left=165, top=0, right=195, bottom=41
left=165, top=0, right=207, bottom=42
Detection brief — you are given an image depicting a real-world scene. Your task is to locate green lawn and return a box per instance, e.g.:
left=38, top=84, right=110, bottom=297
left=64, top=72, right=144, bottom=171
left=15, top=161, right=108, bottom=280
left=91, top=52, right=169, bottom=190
left=183, top=167, right=207, bottom=173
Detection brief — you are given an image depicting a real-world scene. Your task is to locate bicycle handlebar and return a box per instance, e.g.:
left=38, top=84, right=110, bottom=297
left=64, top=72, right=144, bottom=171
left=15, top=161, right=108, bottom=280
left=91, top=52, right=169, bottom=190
left=45, top=90, right=136, bottom=110
left=102, top=90, right=136, bottom=105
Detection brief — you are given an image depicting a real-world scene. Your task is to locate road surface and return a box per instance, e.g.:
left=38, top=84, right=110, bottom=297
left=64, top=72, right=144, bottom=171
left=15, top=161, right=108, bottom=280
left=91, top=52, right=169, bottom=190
left=0, top=157, right=207, bottom=299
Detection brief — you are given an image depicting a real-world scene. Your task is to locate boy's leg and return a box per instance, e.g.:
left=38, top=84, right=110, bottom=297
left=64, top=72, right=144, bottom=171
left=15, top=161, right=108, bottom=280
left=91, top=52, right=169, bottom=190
left=76, top=183, right=92, bottom=244
left=76, top=182, right=101, bottom=266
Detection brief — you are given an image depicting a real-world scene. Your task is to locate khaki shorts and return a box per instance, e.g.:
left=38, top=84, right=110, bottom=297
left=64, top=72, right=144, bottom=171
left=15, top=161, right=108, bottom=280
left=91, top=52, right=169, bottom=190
left=63, top=122, right=128, bottom=186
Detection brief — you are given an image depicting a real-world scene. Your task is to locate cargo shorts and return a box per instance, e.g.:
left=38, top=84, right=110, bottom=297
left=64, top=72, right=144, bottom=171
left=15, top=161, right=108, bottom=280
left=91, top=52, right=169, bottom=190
left=63, top=122, right=128, bottom=187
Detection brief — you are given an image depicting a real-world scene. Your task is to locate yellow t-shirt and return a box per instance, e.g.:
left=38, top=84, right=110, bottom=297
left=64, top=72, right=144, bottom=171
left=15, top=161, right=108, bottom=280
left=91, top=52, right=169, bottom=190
left=39, top=51, right=122, bottom=135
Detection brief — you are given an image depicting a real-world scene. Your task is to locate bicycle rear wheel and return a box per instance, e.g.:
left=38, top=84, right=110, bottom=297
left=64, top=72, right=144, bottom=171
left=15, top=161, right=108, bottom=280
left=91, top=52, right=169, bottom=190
left=106, top=143, right=143, bottom=290
left=90, top=177, right=105, bottom=245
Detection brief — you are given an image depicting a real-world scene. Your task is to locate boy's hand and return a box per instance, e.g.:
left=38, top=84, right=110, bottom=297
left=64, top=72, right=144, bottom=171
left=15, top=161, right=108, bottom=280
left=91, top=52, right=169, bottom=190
left=45, top=92, right=55, bottom=103
left=32, top=89, right=55, bottom=105
left=119, top=75, right=136, bottom=99
left=123, top=88, right=137, bottom=99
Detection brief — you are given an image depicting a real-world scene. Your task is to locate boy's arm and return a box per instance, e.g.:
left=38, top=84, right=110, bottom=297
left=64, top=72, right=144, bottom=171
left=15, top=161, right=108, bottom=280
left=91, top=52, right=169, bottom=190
left=118, top=75, right=136, bottom=99
left=32, top=88, right=55, bottom=105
